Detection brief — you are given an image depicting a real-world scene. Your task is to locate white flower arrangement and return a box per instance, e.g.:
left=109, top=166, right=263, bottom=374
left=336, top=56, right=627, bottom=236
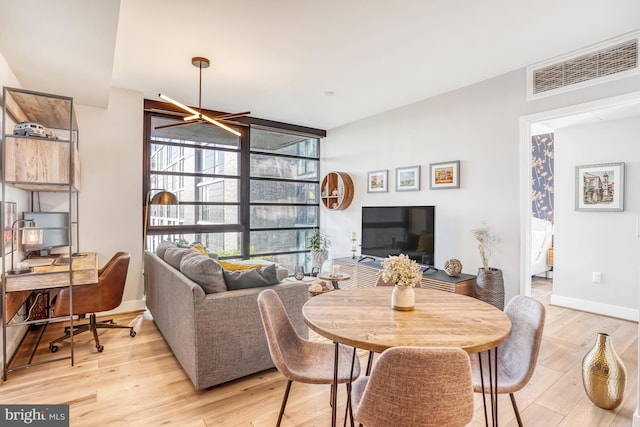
left=380, top=254, right=422, bottom=288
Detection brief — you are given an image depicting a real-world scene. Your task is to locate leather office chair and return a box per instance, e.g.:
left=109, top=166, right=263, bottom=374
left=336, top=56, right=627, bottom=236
left=470, top=295, right=546, bottom=427
left=351, top=346, right=475, bottom=427
left=49, top=252, right=135, bottom=353
left=257, top=289, right=361, bottom=427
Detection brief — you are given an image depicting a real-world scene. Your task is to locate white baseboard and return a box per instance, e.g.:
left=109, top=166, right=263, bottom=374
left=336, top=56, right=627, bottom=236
left=550, top=294, right=639, bottom=322
left=97, top=299, right=146, bottom=316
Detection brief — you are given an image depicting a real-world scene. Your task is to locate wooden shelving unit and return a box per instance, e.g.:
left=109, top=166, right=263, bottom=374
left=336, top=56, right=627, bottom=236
left=320, top=171, right=353, bottom=211
left=1, top=86, right=79, bottom=379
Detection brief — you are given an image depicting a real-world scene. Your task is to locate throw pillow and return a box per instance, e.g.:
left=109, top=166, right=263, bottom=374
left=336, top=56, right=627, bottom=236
left=190, top=243, right=208, bottom=256
left=163, top=247, right=189, bottom=270
left=180, top=251, right=227, bottom=294
left=217, top=260, right=262, bottom=271
left=223, top=264, right=280, bottom=291
left=156, top=240, right=176, bottom=258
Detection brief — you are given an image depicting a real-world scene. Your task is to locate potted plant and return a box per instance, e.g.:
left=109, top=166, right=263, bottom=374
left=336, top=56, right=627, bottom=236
left=472, top=224, right=504, bottom=310
left=308, top=228, right=331, bottom=272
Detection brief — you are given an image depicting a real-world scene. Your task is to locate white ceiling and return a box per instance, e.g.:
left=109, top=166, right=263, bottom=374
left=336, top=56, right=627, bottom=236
left=1, top=0, right=639, bottom=130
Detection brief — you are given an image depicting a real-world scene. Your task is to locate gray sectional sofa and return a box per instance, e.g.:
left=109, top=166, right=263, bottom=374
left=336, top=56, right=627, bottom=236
left=143, top=249, right=309, bottom=390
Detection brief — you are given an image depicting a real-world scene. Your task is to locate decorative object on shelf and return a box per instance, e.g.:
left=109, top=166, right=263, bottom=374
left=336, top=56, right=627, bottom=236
left=308, top=228, right=330, bottom=271
left=380, top=254, right=421, bottom=311
left=13, top=121, right=58, bottom=139
left=575, top=162, right=624, bottom=212
left=429, top=160, right=460, bottom=190
left=143, top=189, right=179, bottom=250
left=582, top=332, right=626, bottom=409
left=351, top=231, right=358, bottom=259
left=472, top=224, right=504, bottom=309
left=157, top=56, right=250, bottom=136
left=367, top=169, right=388, bottom=193
left=395, top=165, right=420, bottom=191
left=443, top=259, right=462, bottom=277
left=320, top=171, right=354, bottom=210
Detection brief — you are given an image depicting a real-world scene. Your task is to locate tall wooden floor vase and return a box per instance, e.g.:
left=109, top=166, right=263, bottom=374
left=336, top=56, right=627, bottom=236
left=582, top=332, right=626, bottom=410
left=475, top=267, right=504, bottom=310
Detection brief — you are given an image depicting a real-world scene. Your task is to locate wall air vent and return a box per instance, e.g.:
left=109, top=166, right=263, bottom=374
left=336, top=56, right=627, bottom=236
left=528, top=32, right=639, bottom=100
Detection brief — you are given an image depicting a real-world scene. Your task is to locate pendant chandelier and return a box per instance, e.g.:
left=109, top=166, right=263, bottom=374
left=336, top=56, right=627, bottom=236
left=157, top=57, right=249, bottom=136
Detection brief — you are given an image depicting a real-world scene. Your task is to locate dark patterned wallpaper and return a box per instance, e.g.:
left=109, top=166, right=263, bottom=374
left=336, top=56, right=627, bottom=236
left=531, top=133, right=554, bottom=222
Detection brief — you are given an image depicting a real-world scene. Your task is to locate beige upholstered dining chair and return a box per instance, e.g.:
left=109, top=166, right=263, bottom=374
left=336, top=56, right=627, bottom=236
left=374, top=275, right=392, bottom=286
left=470, top=295, right=546, bottom=427
left=351, top=346, right=474, bottom=427
left=257, top=288, right=361, bottom=426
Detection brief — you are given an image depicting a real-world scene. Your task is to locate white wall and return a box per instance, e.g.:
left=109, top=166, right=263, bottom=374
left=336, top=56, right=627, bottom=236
left=322, top=69, right=640, bottom=306
left=75, top=87, right=144, bottom=311
left=553, top=116, right=640, bottom=317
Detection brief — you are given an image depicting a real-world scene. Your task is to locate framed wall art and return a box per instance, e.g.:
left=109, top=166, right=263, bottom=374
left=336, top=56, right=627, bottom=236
left=3, top=201, right=16, bottom=254
left=429, top=160, right=460, bottom=190
left=367, top=170, right=388, bottom=193
left=396, top=165, right=420, bottom=191
left=575, top=162, right=624, bottom=212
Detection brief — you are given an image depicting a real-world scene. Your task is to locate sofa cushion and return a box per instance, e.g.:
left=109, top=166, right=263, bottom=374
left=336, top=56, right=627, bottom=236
left=180, top=251, right=227, bottom=294
left=218, top=260, right=262, bottom=271
left=156, top=240, right=176, bottom=258
left=164, top=247, right=189, bottom=270
left=223, top=264, right=280, bottom=290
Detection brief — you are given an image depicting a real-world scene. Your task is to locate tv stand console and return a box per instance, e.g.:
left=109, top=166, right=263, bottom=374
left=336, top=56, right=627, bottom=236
left=332, top=257, right=475, bottom=296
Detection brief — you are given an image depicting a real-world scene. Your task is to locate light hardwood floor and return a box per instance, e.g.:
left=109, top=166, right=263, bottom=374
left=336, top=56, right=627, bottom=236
left=0, top=292, right=636, bottom=426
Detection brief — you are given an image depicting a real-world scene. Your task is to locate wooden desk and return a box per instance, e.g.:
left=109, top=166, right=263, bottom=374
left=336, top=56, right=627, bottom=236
left=303, top=287, right=511, bottom=426
left=4, top=252, right=98, bottom=322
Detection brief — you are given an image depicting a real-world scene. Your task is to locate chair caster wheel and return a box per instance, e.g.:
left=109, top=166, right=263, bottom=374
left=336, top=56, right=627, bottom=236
left=96, top=345, right=104, bottom=352
left=130, top=329, right=136, bottom=338
left=49, top=345, right=58, bottom=353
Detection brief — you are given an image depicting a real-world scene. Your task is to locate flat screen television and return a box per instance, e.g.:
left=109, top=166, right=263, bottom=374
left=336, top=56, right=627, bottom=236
left=22, top=212, right=70, bottom=257
left=361, top=206, right=435, bottom=265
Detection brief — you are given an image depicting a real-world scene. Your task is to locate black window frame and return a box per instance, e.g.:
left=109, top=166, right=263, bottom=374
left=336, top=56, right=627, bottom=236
left=143, top=99, right=326, bottom=262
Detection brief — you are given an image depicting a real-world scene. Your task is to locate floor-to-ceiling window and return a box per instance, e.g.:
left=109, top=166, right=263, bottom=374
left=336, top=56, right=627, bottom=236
left=249, top=128, right=319, bottom=271
left=143, top=100, right=324, bottom=272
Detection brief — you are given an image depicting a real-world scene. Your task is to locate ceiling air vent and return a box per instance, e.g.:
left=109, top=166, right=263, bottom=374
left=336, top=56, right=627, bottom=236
left=528, top=33, right=639, bottom=100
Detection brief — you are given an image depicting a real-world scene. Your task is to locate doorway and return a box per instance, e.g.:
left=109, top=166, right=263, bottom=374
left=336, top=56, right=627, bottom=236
left=519, top=90, right=640, bottom=299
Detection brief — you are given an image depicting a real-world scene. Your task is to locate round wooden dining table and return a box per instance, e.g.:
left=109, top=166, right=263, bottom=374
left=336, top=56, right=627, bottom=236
left=303, top=286, right=512, bottom=427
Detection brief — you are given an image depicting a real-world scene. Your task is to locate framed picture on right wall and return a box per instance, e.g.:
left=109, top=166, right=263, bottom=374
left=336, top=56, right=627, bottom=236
left=429, top=160, right=460, bottom=189
left=575, top=162, right=624, bottom=211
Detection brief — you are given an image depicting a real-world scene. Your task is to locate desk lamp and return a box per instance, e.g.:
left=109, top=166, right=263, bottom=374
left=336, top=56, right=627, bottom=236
left=7, top=219, right=43, bottom=275
left=143, top=189, right=178, bottom=250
